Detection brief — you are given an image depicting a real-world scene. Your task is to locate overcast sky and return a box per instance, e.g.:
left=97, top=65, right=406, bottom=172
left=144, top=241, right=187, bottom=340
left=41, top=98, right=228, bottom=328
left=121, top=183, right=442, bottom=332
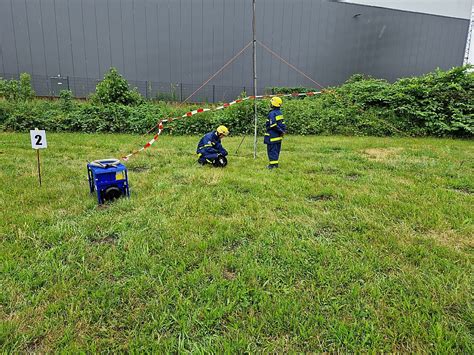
left=341, top=0, right=473, bottom=19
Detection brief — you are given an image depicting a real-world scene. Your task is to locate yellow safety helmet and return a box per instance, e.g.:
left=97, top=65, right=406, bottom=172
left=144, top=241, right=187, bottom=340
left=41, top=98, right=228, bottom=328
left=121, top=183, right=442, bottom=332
left=270, top=96, right=283, bottom=107
left=216, top=125, right=229, bottom=136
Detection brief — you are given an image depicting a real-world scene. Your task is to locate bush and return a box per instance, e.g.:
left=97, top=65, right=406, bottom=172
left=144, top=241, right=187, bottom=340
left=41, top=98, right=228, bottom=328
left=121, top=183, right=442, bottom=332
left=269, top=86, right=318, bottom=95
left=59, top=90, right=74, bottom=112
left=19, top=73, right=35, bottom=101
left=4, top=100, right=63, bottom=131
left=0, top=100, right=13, bottom=127
left=0, top=73, right=35, bottom=101
left=1, top=66, right=473, bottom=137
left=0, top=78, right=19, bottom=101
left=390, top=66, right=474, bottom=136
left=0, top=78, right=5, bottom=98
left=91, top=67, right=143, bottom=106
left=155, top=90, right=179, bottom=102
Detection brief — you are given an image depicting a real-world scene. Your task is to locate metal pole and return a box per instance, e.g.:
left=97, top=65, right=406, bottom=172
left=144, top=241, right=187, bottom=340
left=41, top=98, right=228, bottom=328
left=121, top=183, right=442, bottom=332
left=36, top=149, right=42, bottom=186
left=252, top=0, right=258, bottom=159
left=235, top=135, right=246, bottom=154
left=463, top=5, right=474, bottom=65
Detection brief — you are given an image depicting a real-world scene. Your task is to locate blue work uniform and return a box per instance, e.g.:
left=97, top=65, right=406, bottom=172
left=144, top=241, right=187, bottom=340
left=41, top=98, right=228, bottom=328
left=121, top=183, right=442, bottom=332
left=196, top=130, right=228, bottom=164
left=264, top=108, right=286, bottom=166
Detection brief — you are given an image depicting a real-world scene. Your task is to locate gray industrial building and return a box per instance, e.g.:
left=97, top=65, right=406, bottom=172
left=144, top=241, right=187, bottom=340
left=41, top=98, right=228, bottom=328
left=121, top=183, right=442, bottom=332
left=0, top=0, right=471, bottom=101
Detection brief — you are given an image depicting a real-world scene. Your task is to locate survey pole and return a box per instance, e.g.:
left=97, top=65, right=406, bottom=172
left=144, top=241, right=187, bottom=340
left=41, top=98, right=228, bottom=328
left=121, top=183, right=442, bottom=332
left=252, top=0, right=258, bottom=158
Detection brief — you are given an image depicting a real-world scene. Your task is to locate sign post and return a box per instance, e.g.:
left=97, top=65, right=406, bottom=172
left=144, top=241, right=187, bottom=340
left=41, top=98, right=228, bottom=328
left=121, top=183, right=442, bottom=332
left=30, top=128, right=47, bottom=186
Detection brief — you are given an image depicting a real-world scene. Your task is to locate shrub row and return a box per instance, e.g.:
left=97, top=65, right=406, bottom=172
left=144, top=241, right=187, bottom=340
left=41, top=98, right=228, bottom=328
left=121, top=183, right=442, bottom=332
left=1, top=66, right=472, bottom=137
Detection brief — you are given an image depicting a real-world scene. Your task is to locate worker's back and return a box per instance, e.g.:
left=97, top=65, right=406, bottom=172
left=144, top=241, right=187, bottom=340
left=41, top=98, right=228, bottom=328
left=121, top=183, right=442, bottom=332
left=196, top=130, right=218, bottom=153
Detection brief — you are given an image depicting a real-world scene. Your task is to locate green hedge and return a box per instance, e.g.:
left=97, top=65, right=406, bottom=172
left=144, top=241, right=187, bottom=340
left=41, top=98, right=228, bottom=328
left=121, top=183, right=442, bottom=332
left=1, top=66, right=473, bottom=137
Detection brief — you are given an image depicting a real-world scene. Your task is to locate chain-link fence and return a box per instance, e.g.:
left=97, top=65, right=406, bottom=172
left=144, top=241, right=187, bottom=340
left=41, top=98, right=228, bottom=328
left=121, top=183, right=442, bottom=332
left=1, top=72, right=270, bottom=103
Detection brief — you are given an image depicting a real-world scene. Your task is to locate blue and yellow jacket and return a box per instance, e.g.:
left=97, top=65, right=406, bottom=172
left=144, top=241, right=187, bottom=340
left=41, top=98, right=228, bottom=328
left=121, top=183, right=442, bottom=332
left=196, top=130, right=228, bottom=157
left=264, top=108, right=286, bottom=144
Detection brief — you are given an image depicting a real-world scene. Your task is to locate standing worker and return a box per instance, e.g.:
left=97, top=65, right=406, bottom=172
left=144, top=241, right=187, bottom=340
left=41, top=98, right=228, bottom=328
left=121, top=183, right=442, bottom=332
left=264, top=97, right=286, bottom=169
left=196, top=125, right=229, bottom=167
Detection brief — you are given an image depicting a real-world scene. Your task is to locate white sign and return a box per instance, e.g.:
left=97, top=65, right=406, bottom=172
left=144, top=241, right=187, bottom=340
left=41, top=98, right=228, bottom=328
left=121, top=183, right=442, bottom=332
left=30, top=129, right=47, bottom=149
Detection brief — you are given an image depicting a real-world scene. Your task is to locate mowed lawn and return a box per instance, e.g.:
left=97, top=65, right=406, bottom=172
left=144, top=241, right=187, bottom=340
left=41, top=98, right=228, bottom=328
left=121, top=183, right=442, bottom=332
left=0, top=133, right=473, bottom=352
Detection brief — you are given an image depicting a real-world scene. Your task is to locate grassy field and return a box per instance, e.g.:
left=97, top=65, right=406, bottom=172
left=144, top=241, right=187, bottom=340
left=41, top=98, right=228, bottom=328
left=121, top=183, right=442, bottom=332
left=1, top=133, right=473, bottom=352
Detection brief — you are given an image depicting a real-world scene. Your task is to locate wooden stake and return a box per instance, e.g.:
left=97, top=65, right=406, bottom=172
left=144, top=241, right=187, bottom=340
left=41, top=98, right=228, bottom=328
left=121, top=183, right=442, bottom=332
left=36, top=149, right=42, bottom=186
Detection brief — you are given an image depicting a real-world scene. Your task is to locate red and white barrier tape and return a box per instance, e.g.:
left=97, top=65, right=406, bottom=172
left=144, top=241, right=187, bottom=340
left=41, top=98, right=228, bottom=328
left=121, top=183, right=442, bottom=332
left=121, top=91, right=322, bottom=161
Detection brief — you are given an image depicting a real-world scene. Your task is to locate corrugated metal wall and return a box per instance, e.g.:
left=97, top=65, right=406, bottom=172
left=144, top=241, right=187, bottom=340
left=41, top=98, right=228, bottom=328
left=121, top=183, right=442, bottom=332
left=0, top=0, right=469, bottom=100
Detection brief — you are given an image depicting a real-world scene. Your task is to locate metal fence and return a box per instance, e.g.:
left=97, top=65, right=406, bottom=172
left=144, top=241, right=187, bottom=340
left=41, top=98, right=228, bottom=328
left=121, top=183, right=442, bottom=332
left=0, top=72, right=270, bottom=103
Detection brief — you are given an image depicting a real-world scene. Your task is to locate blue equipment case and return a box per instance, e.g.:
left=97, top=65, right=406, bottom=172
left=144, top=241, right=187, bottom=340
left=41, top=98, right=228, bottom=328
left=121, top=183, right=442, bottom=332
left=87, top=159, right=130, bottom=204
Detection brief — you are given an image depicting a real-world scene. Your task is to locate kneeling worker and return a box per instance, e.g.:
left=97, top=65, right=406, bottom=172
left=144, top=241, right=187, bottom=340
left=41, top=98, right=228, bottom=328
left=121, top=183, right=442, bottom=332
left=264, top=97, right=286, bottom=169
left=196, top=125, right=229, bottom=167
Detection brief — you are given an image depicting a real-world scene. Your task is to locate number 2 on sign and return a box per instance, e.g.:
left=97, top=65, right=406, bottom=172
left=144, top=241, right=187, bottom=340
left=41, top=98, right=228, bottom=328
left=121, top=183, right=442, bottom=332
left=30, top=129, right=47, bottom=149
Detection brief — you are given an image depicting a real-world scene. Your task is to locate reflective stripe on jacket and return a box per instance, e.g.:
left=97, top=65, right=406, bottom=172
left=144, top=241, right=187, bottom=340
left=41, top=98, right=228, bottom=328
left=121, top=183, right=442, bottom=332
left=196, top=130, right=228, bottom=157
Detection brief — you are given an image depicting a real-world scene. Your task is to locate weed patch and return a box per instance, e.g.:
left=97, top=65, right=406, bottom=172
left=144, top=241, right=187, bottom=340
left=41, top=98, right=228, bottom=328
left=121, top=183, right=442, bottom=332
left=362, top=147, right=403, bottom=161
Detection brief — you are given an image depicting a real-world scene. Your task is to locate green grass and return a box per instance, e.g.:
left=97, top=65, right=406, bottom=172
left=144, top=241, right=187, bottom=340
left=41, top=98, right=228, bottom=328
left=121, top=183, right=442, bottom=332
left=1, top=133, right=473, bottom=352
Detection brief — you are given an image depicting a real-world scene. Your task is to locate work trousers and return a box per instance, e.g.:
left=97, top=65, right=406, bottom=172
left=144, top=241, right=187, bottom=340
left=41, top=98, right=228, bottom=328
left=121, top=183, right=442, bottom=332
left=267, top=142, right=282, bottom=166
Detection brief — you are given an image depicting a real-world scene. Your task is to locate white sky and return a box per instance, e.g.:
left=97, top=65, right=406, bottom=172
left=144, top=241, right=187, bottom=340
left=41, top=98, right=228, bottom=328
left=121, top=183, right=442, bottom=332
left=341, top=0, right=473, bottom=19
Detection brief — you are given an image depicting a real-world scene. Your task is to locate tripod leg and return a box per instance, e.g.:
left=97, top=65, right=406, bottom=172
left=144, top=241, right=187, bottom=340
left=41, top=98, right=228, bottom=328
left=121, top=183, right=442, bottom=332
left=235, top=135, right=247, bottom=154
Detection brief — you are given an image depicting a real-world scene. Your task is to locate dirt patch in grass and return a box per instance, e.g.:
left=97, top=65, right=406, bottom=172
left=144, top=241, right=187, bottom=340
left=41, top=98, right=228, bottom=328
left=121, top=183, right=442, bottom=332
left=129, top=166, right=150, bottom=173
left=24, top=335, right=45, bottom=353
left=449, top=186, right=473, bottom=195
left=320, top=146, right=348, bottom=153
left=323, top=167, right=340, bottom=174
left=346, top=173, right=361, bottom=181
left=305, top=167, right=339, bottom=175
left=89, top=232, right=120, bottom=245
left=231, top=184, right=251, bottom=194
left=223, top=269, right=237, bottom=280
left=201, top=173, right=222, bottom=186
left=423, top=230, right=474, bottom=251
left=363, top=148, right=403, bottom=161
left=306, top=193, right=335, bottom=202
left=225, top=239, right=245, bottom=251
left=313, top=226, right=338, bottom=242
left=172, top=173, right=193, bottom=185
